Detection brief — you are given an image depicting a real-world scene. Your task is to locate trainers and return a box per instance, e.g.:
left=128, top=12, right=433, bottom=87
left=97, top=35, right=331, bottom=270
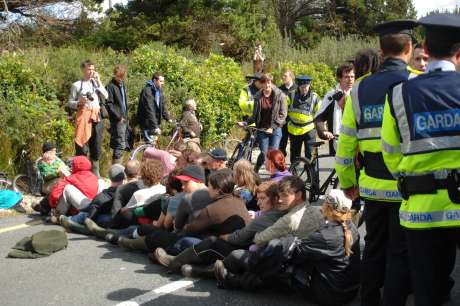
left=154, top=248, right=175, bottom=268
left=214, top=260, right=227, bottom=288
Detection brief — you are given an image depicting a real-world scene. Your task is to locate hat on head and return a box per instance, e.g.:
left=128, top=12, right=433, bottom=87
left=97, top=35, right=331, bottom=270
left=42, top=142, right=56, bottom=153
left=418, top=13, right=460, bottom=45
left=373, top=19, right=418, bottom=37
left=295, top=75, right=313, bottom=86
left=175, top=165, right=205, bottom=183
left=109, top=164, right=126, bottom=182
left=324, top=189, right=352, bottom=211
left=208, top=148, right=227, bottom=161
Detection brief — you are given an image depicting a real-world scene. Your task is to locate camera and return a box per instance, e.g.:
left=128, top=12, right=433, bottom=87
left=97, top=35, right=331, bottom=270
left=329, top=91, right=344, bottom=102
left=85, top=92, right=94, bottom=101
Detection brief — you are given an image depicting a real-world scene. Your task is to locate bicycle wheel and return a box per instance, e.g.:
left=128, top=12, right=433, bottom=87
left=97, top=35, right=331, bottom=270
left=227, top=142, right=244, bottom=169
left=129, top=144, right=154, bottom=161
left=13, top=174, right=31, bottom=195
left=224, top=139, right=241, bottom=156
left=289, top=158, right=319, bottom=202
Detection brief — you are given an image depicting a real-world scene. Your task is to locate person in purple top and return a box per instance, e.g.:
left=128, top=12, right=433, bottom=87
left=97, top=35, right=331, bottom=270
left=265, top=149, right=292, bottom=182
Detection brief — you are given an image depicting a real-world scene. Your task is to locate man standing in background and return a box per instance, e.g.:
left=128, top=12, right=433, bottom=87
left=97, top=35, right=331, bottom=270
left=278, top=69, right=297, bottom=157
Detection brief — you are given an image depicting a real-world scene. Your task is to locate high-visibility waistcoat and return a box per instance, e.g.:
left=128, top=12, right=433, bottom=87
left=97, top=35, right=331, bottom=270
left=335, top=58, right=419, bottom=202
left=381, top=67, right=460, bottom=229
left=287, top=91, right=320, bottom=136
left=238, top=85, right=256, bottom=116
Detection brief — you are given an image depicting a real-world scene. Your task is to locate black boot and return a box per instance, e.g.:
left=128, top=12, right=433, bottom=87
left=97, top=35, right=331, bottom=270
left=181, top=264, right=215, bottom=278
left=214, top=260, right=261, bottom=290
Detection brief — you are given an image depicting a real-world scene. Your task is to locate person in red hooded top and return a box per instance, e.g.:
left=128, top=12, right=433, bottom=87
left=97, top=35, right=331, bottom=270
left=49, top=156, right=106, bottom=221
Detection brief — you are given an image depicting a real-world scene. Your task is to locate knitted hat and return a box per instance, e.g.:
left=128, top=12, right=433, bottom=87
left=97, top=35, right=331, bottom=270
left=175, top=165, right=205, bottom=183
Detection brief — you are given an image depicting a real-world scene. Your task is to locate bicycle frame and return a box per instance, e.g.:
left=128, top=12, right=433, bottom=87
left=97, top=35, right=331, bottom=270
left=311, top=152, right=339, bottom=197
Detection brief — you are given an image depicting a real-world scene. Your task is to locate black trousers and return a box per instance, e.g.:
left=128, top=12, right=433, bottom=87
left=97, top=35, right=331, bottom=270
left=109, top=119, right=128, bottom=160
left=141, top=226, right=180, bottom=252
left=360, top=200, right=411, bottom=306
left=289, top=129, right=317, bottom=164
left=405, top=227, right=459, bottom=306
left=75, top=119, right=104, bottom=161
left=279, top=123, right=289, bottom=156
left=194, top=236, right=240, bottom=265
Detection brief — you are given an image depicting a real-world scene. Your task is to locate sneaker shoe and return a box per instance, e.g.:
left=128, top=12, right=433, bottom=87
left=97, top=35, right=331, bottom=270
left=214, top=260, right=227, bottom=288
left=154, top=247, right=175, bottom=268
left=105, top=233, right=120, bottom=245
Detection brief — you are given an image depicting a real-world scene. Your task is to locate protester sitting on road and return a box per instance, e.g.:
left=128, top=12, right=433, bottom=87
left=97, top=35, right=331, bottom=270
left=48, top=156, right=107, bottom=219
left=180, top=98, right=202, bottom=152
left=265, top=149, right=292, bottom=183
left=233, top=159, right=260, bottom=212
left=143, top=147, right=176, bottom=177
left=37, top=142, right=70, bottom=194
left=214, top=189, right=360, bottom=306
left=238, top=73, right=288, bottom=173
left=204, top=148, right=228, bottom=184
left=154, top=181, right=286, bottom=277
left=60, top=164, right=126, bottom=235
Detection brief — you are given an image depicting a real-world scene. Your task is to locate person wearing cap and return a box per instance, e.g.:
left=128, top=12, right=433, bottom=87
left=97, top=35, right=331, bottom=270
left=381, top=14, right=460, bottom=306
left=238, top=73, right=263, bottom=119
left=278, top=69, right=297, bottom=156
left=37, top=142, right=70, bottom=195
left=287, top=75, right=321, bottom=164
left=314, top=62, right=355, bottom=155
left=335, top=20, right=419, bottom=306
left=410, top=43, right=429, bottom=72
left=204, top=148, right=228, bottom=184
left=60, top=164, right=126, bottom=235
left=238, top=73, right=288, bottom=172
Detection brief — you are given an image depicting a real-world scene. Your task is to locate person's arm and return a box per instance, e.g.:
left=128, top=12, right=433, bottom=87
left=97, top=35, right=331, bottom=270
left=226, top=221, right=259, bottom=246
left=381, top=90, right=403, bottom=178
left=68, top=82, right=81, bottom=110
left=274, top=92, right=288, bottom=128
left=153, top=212, right=165, bottom=228
left=163, top=213, right=174, bottom=230
left=106, top=83, right=123, bottom=121
left=291, top=230, right=329, bottom=264
left=139, top=88, right=159, bottom=131
left=184, top=207, right=212, bottom=234
left=161, top=93, right=171, bottom=121
left=180, top=112, right=193, bottom=135
left=253, top=212, right=292, bottom=246
left=174, top=198, right=191, bottom=231
left=93, top=74, right=108, bottom=100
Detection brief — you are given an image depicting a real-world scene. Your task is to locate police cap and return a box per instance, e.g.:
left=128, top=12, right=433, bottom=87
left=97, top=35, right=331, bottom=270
left=373, top=19, right=418, bottom=37
left=295, top=75, right=312, bottom=86
left=245, top=72, right=263, bottom=81
left=418, top=13, right=460, bottom=45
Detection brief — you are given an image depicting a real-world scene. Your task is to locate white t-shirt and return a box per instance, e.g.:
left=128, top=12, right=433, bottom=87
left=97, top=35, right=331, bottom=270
left=68, top=80, right=108, bottom=110
left=125, top=184, right=166, bottom=208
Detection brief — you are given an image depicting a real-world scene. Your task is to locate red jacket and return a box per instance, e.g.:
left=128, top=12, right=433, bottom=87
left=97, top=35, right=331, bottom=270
left=49, top=156, right=99, bottom=210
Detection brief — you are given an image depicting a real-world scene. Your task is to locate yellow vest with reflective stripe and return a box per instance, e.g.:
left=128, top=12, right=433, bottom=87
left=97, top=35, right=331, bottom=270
left=238, top=86, right=255, bottom=116
left=287, top=92, right=319, bottom=136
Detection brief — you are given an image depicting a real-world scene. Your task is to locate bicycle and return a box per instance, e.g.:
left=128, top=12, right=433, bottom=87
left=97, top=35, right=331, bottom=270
left=289, top=139, right=338, bottom=202
left=227, top=126, right=265, bottom=169
left=13, top=149, right=44, bottom=196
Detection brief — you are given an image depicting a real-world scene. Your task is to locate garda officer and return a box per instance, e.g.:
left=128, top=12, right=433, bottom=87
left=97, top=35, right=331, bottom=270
left=238, top=73, right=262, bottom=120
left=381, top=14, right=460, bottom=306
left=287, top=75, right=320, bottom=164
left=335, top=20, right=419, bottom=306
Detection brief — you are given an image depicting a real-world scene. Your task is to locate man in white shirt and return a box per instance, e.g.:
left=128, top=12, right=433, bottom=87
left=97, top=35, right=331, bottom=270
left=314, top=62, right=355, bottom=155
left=68, top=60, right=109, bottom=176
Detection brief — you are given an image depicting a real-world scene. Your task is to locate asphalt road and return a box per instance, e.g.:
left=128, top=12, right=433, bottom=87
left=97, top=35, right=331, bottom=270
left=0, top=151, right=459, bottom=306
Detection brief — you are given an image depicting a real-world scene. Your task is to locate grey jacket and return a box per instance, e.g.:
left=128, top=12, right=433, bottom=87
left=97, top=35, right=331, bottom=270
left=253, top=202, right=324, bottom=246
left=227, top=209, right=287, bottom=247
left=246, top=85, right=288, bottom=129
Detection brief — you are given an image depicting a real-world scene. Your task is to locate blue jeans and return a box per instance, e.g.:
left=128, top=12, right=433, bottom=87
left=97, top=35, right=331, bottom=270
left=167, top=237, right=202, bottom=255
left=70, top=212, right=112, bottom=225
left=256, top=127, right=282, bottom=169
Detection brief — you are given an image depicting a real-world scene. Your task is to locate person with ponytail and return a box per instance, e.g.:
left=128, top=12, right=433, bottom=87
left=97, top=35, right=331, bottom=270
left=265, top=149, right=292, bottom=182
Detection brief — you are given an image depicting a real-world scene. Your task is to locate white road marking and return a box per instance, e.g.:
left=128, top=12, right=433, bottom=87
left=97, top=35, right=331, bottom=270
left=0, top=220, right=43, bottom=234
left=115, top=279, right=196, bottom=306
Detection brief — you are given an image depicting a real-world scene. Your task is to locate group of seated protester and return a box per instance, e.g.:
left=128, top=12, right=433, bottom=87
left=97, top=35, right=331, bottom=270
left=34, top=144, right=359, bottom=306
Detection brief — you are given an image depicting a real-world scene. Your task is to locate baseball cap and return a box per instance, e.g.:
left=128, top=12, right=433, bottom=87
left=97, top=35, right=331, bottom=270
left=208, top=148, right=227, bottom=161
left=324, top=189, right=352, bottom=211
left=109, top=164, right=126, bottom=182
left=175, top=165, right=205, bottom=183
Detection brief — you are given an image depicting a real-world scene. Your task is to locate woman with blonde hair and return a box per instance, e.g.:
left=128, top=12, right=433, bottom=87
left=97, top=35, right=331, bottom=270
left=233, top=159, right=260, bottom=211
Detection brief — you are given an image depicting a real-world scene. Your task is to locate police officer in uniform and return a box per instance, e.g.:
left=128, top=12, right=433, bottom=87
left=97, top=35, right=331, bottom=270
left=381, top=14, right=460, bottom=306
left=287, top=75, right=320, bottom=164
left=335, top=20, right=419, bottom=306
left=238, top=73, right=262, bottom=120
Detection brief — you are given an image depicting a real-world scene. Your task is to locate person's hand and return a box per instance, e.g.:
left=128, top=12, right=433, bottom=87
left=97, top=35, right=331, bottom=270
left=343, top=186, right=359, bottom=200
left=338, top=93, right=348, bottom=110
left=265, top=128, right=273, bottom=134
left=248, top=210, right=256, bottom=219
left=219, top=234, right=229, bottom=241
left=190, top=131, right=196, bottom=138
left=152, top=220, right=159, bottom=227
left=237, top=122, right=246, bottom=128
left=93, top=71, right=102, bottom=85
left=324, top=131, right=334, bottom=140
left=154, top=128, right=161, bottom=135
left=78, top=96, right=88, bottom=108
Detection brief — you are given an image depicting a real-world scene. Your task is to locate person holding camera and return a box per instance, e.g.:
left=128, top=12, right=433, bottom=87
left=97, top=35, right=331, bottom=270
left=287, top=75, right=320, bottom=164
left=68, top=59, right=109, bottom=177
left=137, top=72, right=173, bottom=143
left=314, top=63, right=355, bottom=155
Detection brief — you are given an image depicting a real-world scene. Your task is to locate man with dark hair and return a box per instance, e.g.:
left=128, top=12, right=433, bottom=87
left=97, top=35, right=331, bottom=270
left=68, top=60, right=108, bottom=176
left=314, top=62, right=355, bottom=155
left=137, top=72, right=173, bottom=142
left=353, top=48, right=381, bottom=79
left=106, top=64, right=130, bottom=164
left=381, top=14, right=460, bottom=306
left=410, top=43, right=429, bottom=72
left=278, top=69, right=297, bottom=156
left=335, top=20, right=419, bottom=306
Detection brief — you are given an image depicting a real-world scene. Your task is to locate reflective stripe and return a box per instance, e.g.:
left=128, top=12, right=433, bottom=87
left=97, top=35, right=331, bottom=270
left=335, top=156, right=354, bottom=166
left=289, top=112, right=313, bottom=125
left=382, top=139, right=401, bottom=154
left=359, top=186, right=402, bottom=200
left=357, top=127, right=381, bottom=139
left=391, top=172, right=400, bottom=179
left=402, top=169, right=460, bottom=180
left=351, top=80, right=362, bottom=125
left=340, top=125, right=357, bottom=137
left=289, top=108, right=312, bottom=116
left=400, top=209, right=460, bottom=223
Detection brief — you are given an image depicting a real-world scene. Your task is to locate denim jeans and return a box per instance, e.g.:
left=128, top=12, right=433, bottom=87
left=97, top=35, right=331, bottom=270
left=256, top=127, right=282, bottom=169
left=70, top=211, right=112, bottom=225
left=167, top=237, right=202, bottom=255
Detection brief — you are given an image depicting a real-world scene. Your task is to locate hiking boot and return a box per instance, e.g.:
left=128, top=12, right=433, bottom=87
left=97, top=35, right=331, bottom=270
left=155, top=247, right=175, bottom=268
left=60, top=216, right=92, bottom=235
left=84, top=218, right=111, bottom=239
left=181, top=264, right=215, bottom=278
left=118, top=236, right=148, bottom=251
